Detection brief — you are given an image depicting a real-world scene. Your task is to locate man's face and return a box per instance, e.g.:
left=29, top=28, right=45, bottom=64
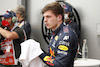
left=4, top=17, right=12, bottom=25
left=1, top=17, right=12, bottom=27
left=43, top=10, right=61, bottom=31
left=16, top=13, right=20, bottom=21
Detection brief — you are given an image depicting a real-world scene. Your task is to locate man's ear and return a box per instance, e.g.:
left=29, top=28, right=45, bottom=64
left=58, top=14, right=62, bottom=21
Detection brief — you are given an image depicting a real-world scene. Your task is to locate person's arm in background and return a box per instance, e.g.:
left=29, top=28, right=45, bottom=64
left=0, top=27, right=19, bottom=39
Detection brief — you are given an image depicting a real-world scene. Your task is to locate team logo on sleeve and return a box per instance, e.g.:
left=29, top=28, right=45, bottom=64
left=50, top=47, right=55, bottom=57
left=63, top=27, right=69, bottom=33
left=43, top=56, right=53, bottom=63
left=59, top=41, right=70, bottom=46
left=58, top=45, right=68, bottom=51
left=55, top=36, right=58, bottom=41
left=43, top=56, right=54, bottom=66
left=63, top=36, right=69, bottom=40
left=57, top=50, right=67, bottom=55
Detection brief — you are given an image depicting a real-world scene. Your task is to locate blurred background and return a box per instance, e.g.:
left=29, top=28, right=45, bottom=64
left=0, top=0, right=100, bottom=66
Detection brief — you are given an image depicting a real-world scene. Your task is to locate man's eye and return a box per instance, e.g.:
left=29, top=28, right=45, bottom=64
left=47, top=16, right=51, bottom=18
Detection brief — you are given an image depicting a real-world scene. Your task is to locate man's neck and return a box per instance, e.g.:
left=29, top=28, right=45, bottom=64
left=52, top=20, right=63, bottom=31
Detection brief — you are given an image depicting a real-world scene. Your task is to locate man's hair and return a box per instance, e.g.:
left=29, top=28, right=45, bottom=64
left=16, top=5, right=25, bottom=18
left=42, top=2, right=64, bottom=21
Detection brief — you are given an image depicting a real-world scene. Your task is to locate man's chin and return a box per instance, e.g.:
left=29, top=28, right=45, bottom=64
left=46, top=27, right=50, bottom=29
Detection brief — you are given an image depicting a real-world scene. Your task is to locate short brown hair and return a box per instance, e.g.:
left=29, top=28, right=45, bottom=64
left=42, top=2, right=64, bottom=21
left=16, top=5, right=25, bottom=18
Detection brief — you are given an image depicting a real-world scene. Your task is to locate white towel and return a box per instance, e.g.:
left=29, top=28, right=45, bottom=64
left=19, top=39, right=45, bottom=67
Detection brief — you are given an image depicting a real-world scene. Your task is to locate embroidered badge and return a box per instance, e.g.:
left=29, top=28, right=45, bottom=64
left=63, top=36, right=69, bottom=40
left=55, top=36, right=58, bottom=41
left=43, top=56, right=53, bottom=63
left=58, top=45, right=68, bottom=51
left=50, top=47, right=55, bottom=57
left=63, top=27, right=69, bottom=33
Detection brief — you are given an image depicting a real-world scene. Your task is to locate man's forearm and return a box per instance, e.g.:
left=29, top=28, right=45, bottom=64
left=0, top=27, right=19, bottom=39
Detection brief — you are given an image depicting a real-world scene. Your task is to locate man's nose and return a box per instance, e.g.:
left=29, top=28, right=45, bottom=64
left=44, top=17, right=47, bottom=23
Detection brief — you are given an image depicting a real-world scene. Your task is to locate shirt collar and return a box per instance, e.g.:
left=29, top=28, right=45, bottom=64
left=19, top=19, right=24, bottom=23
left=52, top=22, right=64, bottom=35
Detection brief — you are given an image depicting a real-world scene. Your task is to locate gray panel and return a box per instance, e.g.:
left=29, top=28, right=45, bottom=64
left=26, top=0, right=55, bottom=51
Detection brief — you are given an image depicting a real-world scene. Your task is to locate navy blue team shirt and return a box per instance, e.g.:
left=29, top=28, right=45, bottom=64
left=39, top=22, right=78, bottom=67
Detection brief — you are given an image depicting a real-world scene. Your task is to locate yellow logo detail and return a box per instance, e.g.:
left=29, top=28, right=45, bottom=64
left=43, top=56, right=53, bottom=63
left=50, top=47, right=55, bottom=57
left=18, top=24, right=22, bottom=27
left=55, top=36, right=58, bottom=41
left=58, top=45, right=68, bottom=51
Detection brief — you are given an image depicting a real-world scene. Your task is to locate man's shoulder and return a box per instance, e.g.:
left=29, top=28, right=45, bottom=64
left=60, top=25, right=78, bottom=38
left=14, top=27, right=23, bottom=32
left=22, top=21, right=31, bottom=28
left=61, top=25, right=73, bottom=34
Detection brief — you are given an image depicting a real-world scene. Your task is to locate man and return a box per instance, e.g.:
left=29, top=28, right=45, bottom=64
left=0, top=10, right=26, bottom=67
left=39, top=2, right=78, bottom=67
left=15, top=5, right=31, bottom=39
left=63, top=4, right=80, bottom=38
